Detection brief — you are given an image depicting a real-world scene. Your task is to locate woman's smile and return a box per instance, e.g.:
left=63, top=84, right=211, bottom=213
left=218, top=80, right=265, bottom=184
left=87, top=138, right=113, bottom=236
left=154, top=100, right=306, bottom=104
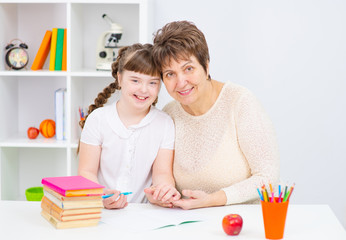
left=177, top=87, right=194, bottom=96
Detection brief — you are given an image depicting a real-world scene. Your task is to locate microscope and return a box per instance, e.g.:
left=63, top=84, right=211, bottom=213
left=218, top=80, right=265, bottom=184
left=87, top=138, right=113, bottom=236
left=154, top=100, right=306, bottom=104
left=96, top=14, right=123, bottom=71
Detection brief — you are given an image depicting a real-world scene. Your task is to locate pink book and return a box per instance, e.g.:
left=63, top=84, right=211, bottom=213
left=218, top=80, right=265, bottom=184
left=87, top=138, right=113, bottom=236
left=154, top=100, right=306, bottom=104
left=41, top=176, right=104, bottom=197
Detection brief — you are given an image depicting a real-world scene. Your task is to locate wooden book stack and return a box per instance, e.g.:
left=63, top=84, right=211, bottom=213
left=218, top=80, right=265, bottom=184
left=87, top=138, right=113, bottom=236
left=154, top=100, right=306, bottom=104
left=41, top=176, right=104, bottom=229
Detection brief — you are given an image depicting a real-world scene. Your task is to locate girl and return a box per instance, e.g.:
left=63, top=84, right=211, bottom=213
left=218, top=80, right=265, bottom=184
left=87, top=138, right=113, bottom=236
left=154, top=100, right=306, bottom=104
left=78, top=43, right=180, bottom=209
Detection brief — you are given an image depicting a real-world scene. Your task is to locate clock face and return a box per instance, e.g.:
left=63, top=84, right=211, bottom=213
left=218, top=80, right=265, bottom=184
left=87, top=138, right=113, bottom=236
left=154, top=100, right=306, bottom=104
left=6, top=47, right=29, bottom=70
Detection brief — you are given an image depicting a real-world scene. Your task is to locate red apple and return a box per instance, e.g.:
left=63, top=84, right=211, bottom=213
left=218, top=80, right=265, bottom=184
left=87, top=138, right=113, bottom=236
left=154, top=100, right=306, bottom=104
left=222, top=214, right=243, bottom=236
left=27, top=127, right=39, bottom=139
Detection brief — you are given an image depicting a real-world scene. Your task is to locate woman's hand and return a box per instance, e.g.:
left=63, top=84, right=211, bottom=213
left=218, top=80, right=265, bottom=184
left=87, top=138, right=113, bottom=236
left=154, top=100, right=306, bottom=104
left=144, top=185, right=181, bottom=208
left=172, top=189, right=227, bottom=210
left=102, top=189, right=128, bottom=209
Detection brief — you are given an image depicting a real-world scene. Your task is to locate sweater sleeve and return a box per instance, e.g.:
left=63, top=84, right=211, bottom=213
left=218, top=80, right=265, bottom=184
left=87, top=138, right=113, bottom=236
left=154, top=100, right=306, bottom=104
left=221, top=91, right=280, bottom=205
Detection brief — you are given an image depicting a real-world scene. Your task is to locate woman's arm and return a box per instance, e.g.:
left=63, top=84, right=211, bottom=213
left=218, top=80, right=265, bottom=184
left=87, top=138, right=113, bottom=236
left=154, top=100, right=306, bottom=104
left=220, top=91, right=280, bottom=205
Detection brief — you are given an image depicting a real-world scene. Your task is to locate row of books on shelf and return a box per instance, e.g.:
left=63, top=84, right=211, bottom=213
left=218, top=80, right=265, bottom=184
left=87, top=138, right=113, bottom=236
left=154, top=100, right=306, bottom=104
left=31, top=28, right=67, bottom=71
left=41, top=176, right=104, bottom=229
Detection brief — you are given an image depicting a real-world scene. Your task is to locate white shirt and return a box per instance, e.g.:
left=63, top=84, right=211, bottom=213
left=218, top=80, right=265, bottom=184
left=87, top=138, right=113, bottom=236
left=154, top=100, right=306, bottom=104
left=80, top=101, right=175, bottom=203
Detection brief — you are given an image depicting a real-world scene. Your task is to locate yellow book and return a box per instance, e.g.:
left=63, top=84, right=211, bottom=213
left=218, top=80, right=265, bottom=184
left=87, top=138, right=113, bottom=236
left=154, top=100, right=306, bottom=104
left=49, top=28, right=58, bottom=71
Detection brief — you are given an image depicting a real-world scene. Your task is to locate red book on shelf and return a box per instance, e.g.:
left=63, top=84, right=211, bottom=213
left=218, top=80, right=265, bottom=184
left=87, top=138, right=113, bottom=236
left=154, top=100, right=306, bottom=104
left=41, top=176, right=104, bottom=197
left=31, top=30, right=52, bottom=70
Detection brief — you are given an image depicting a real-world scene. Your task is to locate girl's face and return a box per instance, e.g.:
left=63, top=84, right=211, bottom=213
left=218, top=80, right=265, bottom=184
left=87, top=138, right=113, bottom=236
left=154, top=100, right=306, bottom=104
left=118, top=70, right=161, bottom=111
left=161, top=55, right=209, bottom=107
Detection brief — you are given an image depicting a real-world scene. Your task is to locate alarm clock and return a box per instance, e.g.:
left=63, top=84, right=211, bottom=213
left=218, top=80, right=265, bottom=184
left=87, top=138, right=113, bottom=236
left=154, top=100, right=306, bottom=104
left=5, top=39, right=29, bottom=70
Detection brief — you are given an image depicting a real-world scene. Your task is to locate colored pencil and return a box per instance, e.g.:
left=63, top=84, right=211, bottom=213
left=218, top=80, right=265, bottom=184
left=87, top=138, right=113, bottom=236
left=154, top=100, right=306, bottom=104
left=278, top=184, right=281, bottom=196
left=287, top=183, right=295, bottom=201
left=283, top=190, right=290, bottom=202
left=257, top=188, right=264, bottom=201
left=278, top=191, right=283, bottom=203
left=284, top=184, right=288, bottom=198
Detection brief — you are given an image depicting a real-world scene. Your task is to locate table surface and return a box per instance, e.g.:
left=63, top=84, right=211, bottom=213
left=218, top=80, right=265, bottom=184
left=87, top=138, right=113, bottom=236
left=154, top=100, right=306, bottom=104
left=0, top=201, right=345, bottom=240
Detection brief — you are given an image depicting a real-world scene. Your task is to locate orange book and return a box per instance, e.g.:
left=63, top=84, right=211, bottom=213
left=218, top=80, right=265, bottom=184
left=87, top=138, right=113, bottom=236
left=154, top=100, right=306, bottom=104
left=43, top=185, right=102, bottom=201
left=41, top=210, right=100, bottom=229
left=41, top=196, right=101, bottom=221
left=31, top=30, right=52, bottom=70
left=62, top=28, right=67, bottom=71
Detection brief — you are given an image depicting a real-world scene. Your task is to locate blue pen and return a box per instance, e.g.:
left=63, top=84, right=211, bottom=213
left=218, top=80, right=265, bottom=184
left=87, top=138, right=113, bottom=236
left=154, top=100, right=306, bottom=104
left=102, top=192, right=133, bottom=199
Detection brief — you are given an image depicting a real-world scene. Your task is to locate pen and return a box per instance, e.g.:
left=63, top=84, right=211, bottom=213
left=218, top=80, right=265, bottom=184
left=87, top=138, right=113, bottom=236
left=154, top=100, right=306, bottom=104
left=102, top=192, right=133, bottom=199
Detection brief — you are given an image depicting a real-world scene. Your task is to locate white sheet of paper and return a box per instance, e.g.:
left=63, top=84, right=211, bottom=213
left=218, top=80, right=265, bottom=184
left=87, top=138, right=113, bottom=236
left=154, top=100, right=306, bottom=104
left=100, top=204, right=206, bottom=233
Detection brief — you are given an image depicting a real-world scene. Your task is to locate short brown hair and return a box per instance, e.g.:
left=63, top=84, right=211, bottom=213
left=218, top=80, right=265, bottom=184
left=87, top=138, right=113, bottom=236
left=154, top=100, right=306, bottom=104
left=152, top=21, right=210, bottom=75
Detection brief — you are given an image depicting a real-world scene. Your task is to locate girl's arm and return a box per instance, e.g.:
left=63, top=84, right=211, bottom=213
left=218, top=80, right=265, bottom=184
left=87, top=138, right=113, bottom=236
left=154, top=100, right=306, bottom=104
left=78, top=142, right=101, bottom=183
left=145, top=148, right=181, bottom=206
left=78, top=142, right=128, bottom=209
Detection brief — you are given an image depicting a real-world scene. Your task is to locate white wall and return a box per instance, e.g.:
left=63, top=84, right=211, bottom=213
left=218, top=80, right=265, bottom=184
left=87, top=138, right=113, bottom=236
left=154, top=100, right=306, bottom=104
left=153, top=0, right=346, bottom=228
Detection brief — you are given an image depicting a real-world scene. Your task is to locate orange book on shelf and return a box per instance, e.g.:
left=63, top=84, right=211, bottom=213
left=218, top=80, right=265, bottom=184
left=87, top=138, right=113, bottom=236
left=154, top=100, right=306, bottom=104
left=62, top=28, right=67, bottom=71
left=49, top=28, right=58, bottom=71
left=31, top=30, right=52, bottom=70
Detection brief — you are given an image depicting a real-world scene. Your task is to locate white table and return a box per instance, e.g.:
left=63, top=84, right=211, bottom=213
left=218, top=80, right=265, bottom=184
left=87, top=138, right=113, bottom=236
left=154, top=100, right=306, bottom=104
left=0, top=201, right=345, bottom=240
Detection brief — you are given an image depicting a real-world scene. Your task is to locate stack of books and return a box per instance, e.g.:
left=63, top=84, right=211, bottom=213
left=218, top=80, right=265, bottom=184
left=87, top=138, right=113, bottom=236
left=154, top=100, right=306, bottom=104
left=41, top=176, right=104, bottom=229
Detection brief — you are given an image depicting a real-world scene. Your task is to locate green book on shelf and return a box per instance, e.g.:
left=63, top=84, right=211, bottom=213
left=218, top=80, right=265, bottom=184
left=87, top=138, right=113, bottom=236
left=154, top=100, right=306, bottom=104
left=54, top=28, right=65, bottom=70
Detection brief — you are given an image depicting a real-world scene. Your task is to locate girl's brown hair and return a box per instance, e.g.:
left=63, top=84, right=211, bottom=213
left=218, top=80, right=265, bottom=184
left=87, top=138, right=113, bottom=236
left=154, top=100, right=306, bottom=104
left=152, top=21, right=210, bottom=79
left=79, top=43, right=159, bottom=131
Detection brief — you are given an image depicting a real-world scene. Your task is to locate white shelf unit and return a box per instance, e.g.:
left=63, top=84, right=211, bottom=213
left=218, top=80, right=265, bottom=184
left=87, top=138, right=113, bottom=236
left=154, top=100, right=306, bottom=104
left=0, top=0, right=153, bottom=200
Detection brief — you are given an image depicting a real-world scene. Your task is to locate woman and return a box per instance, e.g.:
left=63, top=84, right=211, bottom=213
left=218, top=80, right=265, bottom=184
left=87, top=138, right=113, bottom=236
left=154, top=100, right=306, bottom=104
left=145, top=21, right=279, bottom=209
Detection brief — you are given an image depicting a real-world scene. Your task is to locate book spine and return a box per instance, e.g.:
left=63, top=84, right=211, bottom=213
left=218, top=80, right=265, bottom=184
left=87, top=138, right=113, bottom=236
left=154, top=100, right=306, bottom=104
left=55, top=88, right=66, bottom=141
left=54, top=28, right=64, bottom=70
left=42, top=179, right=66, bottom=196
left=62, top=28, right=67, bottom=71
left=31, top=30, right=52, bottom=70
left=41, top=196, right=63, bottom=220
left=43, top=190, right=64, bottom=209
left=49, top=28, right=58, bottom=71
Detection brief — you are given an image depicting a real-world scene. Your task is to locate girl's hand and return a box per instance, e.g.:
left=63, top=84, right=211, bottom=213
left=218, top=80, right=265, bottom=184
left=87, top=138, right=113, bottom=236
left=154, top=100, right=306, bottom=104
left=102, top=189, right=128, bottom=209
left=144, top=185, right=181, bottom=208
left=152, top=184, right=181, bottom=202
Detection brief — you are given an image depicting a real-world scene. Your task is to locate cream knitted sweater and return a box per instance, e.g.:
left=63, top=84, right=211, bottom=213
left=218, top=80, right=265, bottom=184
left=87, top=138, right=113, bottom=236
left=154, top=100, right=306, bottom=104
left=163, top=82, right=280, bottom=205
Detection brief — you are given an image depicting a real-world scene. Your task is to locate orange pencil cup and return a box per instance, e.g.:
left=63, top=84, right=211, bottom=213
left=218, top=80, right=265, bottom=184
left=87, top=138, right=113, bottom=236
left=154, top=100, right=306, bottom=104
left=261, top=198, right=289, bottom=239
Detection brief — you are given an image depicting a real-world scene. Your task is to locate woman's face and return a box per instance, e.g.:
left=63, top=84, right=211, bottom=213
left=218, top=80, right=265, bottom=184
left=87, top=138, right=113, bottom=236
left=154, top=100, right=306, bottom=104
left=161, top=55, right=209, bottom=107
left=118, top=70, right=161, bottom=111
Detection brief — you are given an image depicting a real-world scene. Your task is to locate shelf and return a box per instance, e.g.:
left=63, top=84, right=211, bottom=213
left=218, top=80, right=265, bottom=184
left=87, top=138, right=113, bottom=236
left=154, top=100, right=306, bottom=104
left=0, top=136, right=69, bottom=148
left=0, top=0, right=151, bottom=201
left=0, top=70, right=112, bottom=77
left=0, top=70, right=68, bottom=77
